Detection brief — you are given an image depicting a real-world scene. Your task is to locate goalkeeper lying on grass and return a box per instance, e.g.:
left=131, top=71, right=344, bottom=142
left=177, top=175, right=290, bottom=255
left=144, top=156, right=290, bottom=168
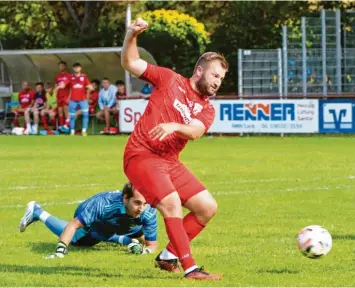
left=19, top=183, right=158, bottom=258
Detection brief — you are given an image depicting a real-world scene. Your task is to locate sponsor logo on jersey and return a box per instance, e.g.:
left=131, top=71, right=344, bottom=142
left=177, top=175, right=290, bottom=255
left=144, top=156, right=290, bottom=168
left=173, top=99, right=192, bottom=124
left=192, top=103, right=203, bottom=115
left=73, top=83, right=83, bottom=89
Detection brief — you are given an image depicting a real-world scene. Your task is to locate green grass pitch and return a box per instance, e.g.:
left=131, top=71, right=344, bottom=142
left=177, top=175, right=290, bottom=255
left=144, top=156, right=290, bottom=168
left=0, top=135, right=354, bottom=286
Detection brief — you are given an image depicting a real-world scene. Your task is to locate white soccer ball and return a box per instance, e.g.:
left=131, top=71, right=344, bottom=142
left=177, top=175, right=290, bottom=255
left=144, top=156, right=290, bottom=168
left=297, top=225, right=332, bottom=259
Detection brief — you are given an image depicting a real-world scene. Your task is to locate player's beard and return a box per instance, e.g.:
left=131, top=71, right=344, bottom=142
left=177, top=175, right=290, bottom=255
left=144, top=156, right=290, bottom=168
left=196, top=74, right=218, bottom=97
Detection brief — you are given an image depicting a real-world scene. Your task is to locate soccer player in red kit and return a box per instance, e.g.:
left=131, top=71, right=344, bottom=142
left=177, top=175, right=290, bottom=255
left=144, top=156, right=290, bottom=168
left=55, top=61, right=71, bottom=131
left=57, top=62, right=93, bottom=136
left=121, top=18, right=228, bottom=280
left=12, top=81, right=35, bottom=129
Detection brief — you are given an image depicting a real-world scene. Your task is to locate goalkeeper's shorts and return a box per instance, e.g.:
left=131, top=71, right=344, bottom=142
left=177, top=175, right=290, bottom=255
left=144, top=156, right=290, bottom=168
left=72, top=233, right=101, bottom=247
left=71, top=229, right=144, bottom=247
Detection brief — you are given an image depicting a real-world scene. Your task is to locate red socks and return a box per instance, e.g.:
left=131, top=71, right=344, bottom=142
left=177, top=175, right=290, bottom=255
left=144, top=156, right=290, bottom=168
left=164, top=217, right=196, bottom=271
left=166, top=213, right=205, bottom=257
left=41, top=115, right=49, bottom=130
left=51, top=119, right=57, bottom=129
left=13, top=118, right=20, bottom=127
left=59, top=116, right=65, bottom=126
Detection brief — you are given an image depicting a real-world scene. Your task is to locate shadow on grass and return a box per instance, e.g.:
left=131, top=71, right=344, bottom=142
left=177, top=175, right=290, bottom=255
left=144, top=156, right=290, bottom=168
left=29, top=242, right=112, bottom=255
left=257, top=268, right=299, bottom=274
left=332, top=235, right=355, bottom=241
left=0, top=264, right=121, bottom=278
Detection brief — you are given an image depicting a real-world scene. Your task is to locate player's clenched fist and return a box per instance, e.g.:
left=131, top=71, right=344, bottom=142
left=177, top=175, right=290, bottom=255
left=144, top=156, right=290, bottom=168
left=128, top=18, right=148, bottom=36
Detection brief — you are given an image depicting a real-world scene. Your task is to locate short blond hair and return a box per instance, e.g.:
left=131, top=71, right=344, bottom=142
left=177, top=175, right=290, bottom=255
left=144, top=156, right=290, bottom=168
left=194, top=52, right=229, bottom=73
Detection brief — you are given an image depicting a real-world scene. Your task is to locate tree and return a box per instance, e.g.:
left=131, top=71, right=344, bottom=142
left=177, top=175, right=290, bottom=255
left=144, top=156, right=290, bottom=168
left=0, top=1, right=128, bottom=49
left=0, top=1, right=58, bottom=49
left=135, top=9, right=210, bottom=77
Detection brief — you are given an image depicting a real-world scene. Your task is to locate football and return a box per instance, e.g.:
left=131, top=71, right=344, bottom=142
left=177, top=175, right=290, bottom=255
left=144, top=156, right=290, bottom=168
left=297, top=225, right=332, bottom=259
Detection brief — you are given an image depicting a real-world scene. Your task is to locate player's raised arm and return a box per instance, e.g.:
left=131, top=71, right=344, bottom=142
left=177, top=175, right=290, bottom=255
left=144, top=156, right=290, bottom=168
left=121, top=18, right=148, bottom=78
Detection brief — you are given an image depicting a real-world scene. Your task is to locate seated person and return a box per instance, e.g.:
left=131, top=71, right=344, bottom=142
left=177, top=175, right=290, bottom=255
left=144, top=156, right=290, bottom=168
left=96, top=78, right=117, bottom=134
left=115, top=80, right=126, bottom=99
left=89, top=79, right=100, bottom=114
left=25, top=82, right=47, bottom=135
left=76, top=79, right=99, bottom=119
left=12, top=81, right=35, bottom=128
left=40, top=82, right=57, bottom=130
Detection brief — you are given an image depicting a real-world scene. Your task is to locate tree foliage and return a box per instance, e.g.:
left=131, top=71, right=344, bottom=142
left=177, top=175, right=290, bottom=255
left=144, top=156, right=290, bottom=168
left=135, top=9, right=210, bottom=77
left=0, top=1, right=58, bottom=48
left=0, top=0, right=349, bottom=93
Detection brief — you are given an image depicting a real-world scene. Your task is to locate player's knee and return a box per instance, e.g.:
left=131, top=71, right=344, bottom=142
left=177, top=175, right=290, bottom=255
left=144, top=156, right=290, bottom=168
left=186, top=191, right=218, bottom=223
left=157, top=192, right=182, bottom=217
left=204, top=197, right=218, bottom=219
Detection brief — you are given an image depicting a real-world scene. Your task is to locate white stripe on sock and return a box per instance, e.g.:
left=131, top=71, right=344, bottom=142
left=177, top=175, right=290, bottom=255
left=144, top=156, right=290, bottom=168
left=185, top=265, right=198, bottom=275
left=39, top=211, right=51, bottom=222
left=160, top=248, right=178, bottom=260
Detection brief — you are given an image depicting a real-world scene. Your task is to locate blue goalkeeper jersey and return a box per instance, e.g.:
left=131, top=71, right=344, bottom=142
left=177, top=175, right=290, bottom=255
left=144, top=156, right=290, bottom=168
left=74, top=190, right=157, bottom=241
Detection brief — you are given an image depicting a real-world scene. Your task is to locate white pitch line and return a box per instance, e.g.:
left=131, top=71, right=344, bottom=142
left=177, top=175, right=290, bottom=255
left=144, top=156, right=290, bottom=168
left=212, top=175, right=355, bottom=185
left=0, top=183, right=106, bottom=192
left=212, top=184, right=355, bottom=196
left=1, top=175, right=353, bottom=192
left=0, top=184, right=353, bottom=209
left=0, top=200, right=85, bottom=209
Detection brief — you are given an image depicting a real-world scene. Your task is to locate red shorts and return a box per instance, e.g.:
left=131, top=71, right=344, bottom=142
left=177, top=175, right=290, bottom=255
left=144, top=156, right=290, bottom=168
left=13, top=109, right=24, bottom=117
left=89, top=107, right=96, bottom=115
left=124, top=153, right=205, bottom=207
left=47, top=108, right=57, bottom=115
left=57, top=97, right=68, bottom=108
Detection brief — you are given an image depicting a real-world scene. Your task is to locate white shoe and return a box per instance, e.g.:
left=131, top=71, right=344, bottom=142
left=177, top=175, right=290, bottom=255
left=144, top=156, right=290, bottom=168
left=19, top=201, right=40, bottom=232
left=31, top=126, right=38, bottom=135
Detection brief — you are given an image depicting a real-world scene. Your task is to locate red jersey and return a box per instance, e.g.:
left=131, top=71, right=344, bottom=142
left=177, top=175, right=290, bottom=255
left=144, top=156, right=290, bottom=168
left=124, top=64, right=215, bottom=162
left=18, top=89, right=35, bottom=108
left=89, top=91, right=99, bottom=109
left=55, top=72, right=71, bottom=99
left=67, top=74, right=90, bottom=101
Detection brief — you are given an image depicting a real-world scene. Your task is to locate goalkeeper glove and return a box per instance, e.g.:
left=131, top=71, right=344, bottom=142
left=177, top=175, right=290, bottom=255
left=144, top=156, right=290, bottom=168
left=127, top=239, right=152, bottom=255
left=45, top=241, right=68, bottom=259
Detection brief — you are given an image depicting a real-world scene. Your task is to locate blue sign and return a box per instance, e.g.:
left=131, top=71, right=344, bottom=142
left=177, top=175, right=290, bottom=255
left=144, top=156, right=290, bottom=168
left=319, top=99, right=355, bottom=133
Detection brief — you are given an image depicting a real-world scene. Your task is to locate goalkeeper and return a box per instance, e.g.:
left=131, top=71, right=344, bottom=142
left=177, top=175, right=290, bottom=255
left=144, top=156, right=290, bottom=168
left=19, top=183, right=158, bottom=258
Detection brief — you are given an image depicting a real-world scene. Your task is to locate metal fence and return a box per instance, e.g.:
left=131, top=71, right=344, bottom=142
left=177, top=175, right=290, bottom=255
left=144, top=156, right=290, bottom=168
left=238, top=49, right=282, bottom=97
left=238, top=9, right=346, bottom=97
